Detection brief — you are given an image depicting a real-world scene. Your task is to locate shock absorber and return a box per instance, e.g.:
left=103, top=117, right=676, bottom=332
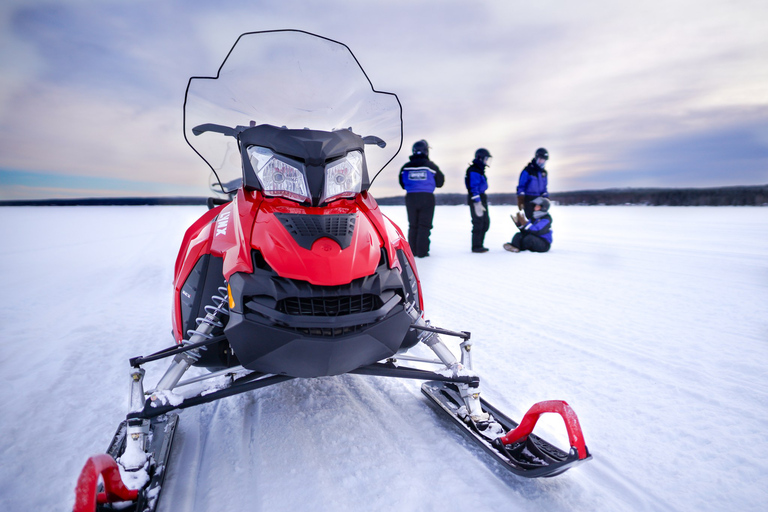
left=404, top=303, right=459, bottom=369
left=405, top=303, right=491, bottom=423
left=185, top=284, right=230, bottom=348
left=154, top=285, right=230, bottom=391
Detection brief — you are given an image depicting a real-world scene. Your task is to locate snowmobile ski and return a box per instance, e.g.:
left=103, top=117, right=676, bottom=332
left=422, top=381, right=591, bottom=478
left=73, top=414, right=178, bottom=512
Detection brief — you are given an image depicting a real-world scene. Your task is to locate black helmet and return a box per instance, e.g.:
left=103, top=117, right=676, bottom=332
left=475, top=148, right=491, bottom=161
left=412, top=140, right=429, bottom=156
left=535, top=148, right=549, bottom=160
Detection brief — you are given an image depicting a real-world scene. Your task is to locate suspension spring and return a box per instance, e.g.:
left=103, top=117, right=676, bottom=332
left=187, top=285, right=230, bottom=341
left=154, top=285, right=232, bottom=391
left=180, top=285, right=230, bottom=363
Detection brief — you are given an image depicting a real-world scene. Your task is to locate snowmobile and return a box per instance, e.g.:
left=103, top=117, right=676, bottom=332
left=73, top=30, right=590, bottom=512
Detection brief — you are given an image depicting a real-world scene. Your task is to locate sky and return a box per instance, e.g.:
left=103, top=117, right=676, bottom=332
left=1, top=0, right=767, bottom=200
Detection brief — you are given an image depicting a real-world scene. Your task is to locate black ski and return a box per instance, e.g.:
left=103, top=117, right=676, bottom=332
left=422, top=381, right=591, bottom=478
left=96, top=414, right=179, bottom=512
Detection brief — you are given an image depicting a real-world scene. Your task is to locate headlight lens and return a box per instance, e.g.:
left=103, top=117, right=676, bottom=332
left=321, top=151, right=363, bottom=203
left=248, top=146, right=310, bottom=203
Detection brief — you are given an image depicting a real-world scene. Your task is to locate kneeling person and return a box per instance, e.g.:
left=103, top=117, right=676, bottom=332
left=504, top=197, right=552, bottom=253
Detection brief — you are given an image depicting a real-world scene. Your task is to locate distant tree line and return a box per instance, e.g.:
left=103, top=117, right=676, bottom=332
left=376, top=185, right=768, bottom=207
left=2, top=185, right=766, bottom=207
left=0, top=197, right=208, bottom=206
left=548, top=185, right=768, bottom=206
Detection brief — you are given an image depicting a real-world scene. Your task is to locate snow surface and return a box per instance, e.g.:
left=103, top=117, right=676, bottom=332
left=0, top=204, right=766, bottom=512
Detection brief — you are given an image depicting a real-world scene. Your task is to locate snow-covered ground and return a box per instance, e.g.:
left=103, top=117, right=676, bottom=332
left=0, top=204, right=766, bottom=511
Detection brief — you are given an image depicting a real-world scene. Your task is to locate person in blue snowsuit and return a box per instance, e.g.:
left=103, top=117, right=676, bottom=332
left=465, top=148, right=492, bottom=253
left=504, top=196, right=552, bottom=253
left=399, top=140, right=445, bottom=258
left=517, top=148, right=549, bottom=220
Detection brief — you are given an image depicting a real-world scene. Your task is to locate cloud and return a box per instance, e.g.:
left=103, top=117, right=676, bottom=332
left=2, top=0, right=768, bottom=200
left=0, top=168, right=205, bottom=200
left=0, top=81, right=207, bottom=186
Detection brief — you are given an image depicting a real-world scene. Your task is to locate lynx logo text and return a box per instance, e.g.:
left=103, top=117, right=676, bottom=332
left=216, top=211, right=231, bottom=236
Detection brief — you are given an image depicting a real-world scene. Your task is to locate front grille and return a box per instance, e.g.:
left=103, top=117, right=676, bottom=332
left=277, top=294, right=381, bottom=317
left=292, top=325, right=369, bottom=337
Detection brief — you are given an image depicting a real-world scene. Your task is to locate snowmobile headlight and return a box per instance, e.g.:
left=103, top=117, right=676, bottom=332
left=320, top=151, right=363, bottom=203
left=248, top=146, right=311, bottom=203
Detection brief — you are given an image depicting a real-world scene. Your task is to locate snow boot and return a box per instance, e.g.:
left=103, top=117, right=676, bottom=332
left=503, top=243, right=520, bottom=253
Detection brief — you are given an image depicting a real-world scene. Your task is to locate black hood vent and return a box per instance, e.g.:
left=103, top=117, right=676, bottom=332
left=275, top=213, right=356, bottom=250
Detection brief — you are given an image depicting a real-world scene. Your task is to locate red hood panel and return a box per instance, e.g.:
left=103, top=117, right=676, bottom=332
left=209, top=190, right=261, bottom=280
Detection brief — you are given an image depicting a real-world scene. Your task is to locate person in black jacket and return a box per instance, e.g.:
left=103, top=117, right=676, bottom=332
left=465, top=148, right=491, bottom=253
left=399, top=140, right=445, bottom=258
left=504, top=197, right=552, bottom=253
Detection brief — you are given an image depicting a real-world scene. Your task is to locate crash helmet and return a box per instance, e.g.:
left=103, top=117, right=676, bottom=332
left=532, top=196, right=550, bottom=212
left=412, top=140, right=429, bottom=156
left=474, top=148, right=492, bottom=166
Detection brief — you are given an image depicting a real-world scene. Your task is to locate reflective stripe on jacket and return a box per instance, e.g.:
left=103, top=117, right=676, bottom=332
left=400, top=156, right=444, bottom=193
left=522, top=214, right=552, bottom=243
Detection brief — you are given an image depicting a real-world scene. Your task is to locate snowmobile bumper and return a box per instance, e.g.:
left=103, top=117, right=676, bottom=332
left=225, top=303, right=412, bottom=378
left=422, top=381, right=591, bottom=478
left=225, top=267, right=414, bottom=377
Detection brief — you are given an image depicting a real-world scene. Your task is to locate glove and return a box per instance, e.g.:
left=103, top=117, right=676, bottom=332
left=517, top=195, right=525, bottom=210
left=473, top=201, right=486, bottom=217
left=510, top=211, right=526, bottom=227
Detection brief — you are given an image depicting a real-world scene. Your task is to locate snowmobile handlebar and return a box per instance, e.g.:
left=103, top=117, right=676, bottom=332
left=362, top=135, right=386, bottom=148
left=192, top=122, right=387, bottom=150
left=191, top=123, right=239, bottom=137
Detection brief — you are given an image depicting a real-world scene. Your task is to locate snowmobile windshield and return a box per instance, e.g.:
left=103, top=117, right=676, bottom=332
left=183, top=30, right=403, bottom=195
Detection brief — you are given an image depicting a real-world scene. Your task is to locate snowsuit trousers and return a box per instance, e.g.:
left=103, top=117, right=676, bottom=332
left=469, top=195, right=490, bottom=250
left=511, top=232, right=550, bottom=253
left=405, top=192, right=436, bottom=257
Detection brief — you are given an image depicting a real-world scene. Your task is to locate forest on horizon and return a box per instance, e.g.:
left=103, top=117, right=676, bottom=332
left=1, top=185, right=766, bottom=207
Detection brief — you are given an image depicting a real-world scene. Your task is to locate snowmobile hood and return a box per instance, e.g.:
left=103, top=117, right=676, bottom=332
left=205, top=191, right=383, bottom=286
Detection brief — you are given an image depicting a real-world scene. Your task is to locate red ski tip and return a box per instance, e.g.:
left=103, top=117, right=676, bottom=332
left=498, top=400, right=588, bottom=459
left=73, top=454, right=138, bottom=512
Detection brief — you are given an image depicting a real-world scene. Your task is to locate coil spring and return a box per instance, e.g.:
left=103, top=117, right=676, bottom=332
left=186, top=285, right=230, bottom=342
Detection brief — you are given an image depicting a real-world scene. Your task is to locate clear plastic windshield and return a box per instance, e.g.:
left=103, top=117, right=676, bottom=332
left=184, top=30, right=403, bottom=193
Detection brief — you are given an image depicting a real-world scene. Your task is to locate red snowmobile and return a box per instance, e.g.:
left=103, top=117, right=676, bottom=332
left=73, top=30, right=590, bottom=512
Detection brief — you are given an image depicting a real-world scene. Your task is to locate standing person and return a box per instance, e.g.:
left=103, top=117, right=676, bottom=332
left=504, top=196, right=552, bottom=253
left=516, top=147, right=549, bottom=220
left=465, top=148, right=492, bottom=253
left=399, top=139, right=445, bottom=258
